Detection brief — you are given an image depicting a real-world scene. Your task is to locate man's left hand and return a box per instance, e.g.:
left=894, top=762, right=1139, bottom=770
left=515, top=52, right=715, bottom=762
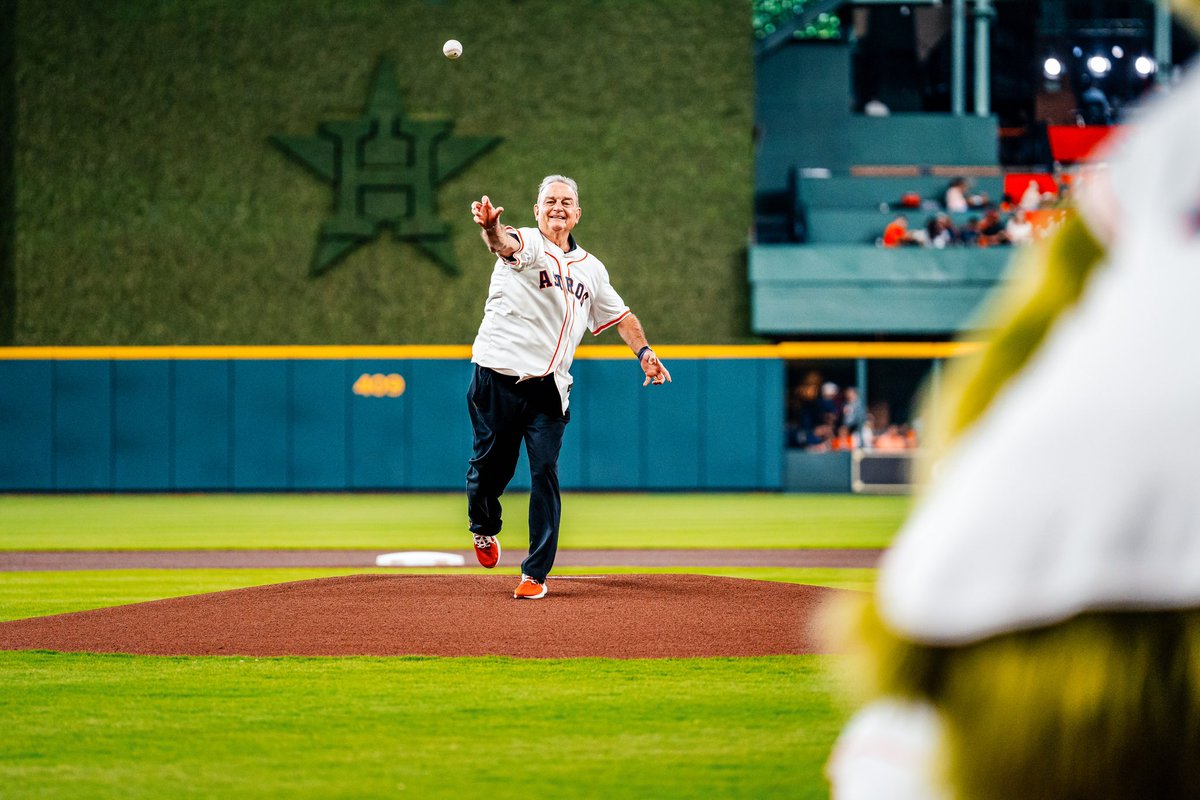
left=641, top=351, right=672, bottom=387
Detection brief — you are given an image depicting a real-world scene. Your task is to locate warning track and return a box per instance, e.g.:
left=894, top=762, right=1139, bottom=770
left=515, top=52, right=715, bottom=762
left=0, top=548, right=883, bottom=571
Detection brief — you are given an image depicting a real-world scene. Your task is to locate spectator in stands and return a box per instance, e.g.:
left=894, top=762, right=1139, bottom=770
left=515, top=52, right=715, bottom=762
left=905, top=423, right=919, bottom=449
left=863, top=400, right=894, bottom=449
left=830, top=425, right=856, bottom=451
left=842, top=387, right=866, bottom=436
left=944, top=178, right=970, bottom=213
left=959, top=216, right=983, bottom=247
left=945, top=178, right=988, bottom=213
left=1005, top=208, right=1034, bottom=246
left=1054, top=178, right=1072, bottom=207
left=787, top=370, right=831, bottom=450
left=859, top=412, right=877, bottom=449
left=926, top=213, right=956, bottom=249
left=820, top=382, right=842, bottom=428
left=1019, top=180, right=1043, bottom=211
left=882, top=215, right=921, bottom=247
left=979, top=208, right=1010, bottom=246
left=810, top=421, right=836, bottom=452
left=943, top=214, right=962, bottom=243
left=786, top=380, right=811, bottom=448
left=873, top=424, right=910, bottom=451
left=1078, top=74, right=1115, bottom=125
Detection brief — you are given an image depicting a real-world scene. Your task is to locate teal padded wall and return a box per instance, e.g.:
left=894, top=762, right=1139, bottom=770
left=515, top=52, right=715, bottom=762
left=232, top=361, right=289, bottom=490
left=174, top=361, right=231, bottom=489
left=54, top=361, right=111, bottom=491
left=704, top=360, right=775, bottom=489
left=404, top=360, right=475, bottom=490
left=349, top=359, right=408, bottom=489
left=113, top=361, right=171, bottom=491
left=577, top=360, right=643, bottom=489
left=785, top=451, right=853, bottom=493
left=292, top=360, right=348, bottom=490
left=0, top=361, right=52, bottom=489
left=701, top=359, right=779, bottom=489
left=499, top=358, right=781, bottom=491
left=645, top=359, right=701, bottom=489
left=0, top=357, right=784, bottom=492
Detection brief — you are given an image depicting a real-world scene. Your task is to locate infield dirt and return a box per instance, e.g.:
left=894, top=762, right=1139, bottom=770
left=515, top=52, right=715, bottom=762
left=0, top=573, right=850, bottom=659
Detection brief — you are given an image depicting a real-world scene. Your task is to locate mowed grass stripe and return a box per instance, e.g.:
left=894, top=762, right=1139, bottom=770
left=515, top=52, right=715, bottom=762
left=0, top=493, right=909, bottom=550
left=0, top=651, right=850, bottom=800
left=0, top=567, right=876, bottom=622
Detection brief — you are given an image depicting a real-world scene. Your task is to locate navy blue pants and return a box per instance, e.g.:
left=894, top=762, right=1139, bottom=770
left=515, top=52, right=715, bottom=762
left=466, top=365, right=568, bottom=583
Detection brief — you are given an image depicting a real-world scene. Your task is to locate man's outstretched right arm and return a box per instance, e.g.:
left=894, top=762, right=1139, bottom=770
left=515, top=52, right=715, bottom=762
left=471, top=195, right=519, bottom=260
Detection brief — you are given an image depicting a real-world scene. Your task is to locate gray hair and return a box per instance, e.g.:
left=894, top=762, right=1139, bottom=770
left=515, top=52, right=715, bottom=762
left=537, top=175, right=579, bottom=203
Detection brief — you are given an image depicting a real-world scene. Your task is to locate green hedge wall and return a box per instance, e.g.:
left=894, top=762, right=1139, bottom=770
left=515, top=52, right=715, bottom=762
left=12, top=0, right=753, bottom=345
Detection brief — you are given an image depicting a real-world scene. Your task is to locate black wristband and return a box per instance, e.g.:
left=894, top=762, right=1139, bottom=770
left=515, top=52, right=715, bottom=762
left=636, top=346, right=652, bottom=361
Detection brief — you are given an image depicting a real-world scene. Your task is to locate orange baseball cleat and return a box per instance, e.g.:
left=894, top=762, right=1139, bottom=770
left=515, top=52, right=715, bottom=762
left=513, top=575, right=547, bottom=600
left=472, top=534, right=501, bottom=569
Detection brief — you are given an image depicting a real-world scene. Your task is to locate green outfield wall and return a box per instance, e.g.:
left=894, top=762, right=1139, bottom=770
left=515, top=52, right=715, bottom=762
left=10, top=0, right=753, bottom=346
left=0, top=0, right=14, bottom=345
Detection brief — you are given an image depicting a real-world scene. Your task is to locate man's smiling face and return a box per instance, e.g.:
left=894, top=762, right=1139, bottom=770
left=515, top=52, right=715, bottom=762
left=534, top=182, right=582, bottom=240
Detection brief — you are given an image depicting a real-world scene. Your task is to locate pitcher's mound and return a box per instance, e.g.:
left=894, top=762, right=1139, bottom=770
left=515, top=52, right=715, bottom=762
left=0, top=574, right=849, bottom=659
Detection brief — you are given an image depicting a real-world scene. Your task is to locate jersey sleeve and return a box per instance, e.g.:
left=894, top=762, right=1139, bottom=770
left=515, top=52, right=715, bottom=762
left=587, top=261, right=631, bottom=334
left=826, top=699, right=950, bottom=800
left=499, top=226, right=542, bottom=272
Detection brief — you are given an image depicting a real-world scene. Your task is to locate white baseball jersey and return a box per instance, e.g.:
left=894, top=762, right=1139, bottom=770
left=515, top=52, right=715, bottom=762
left=827, top=699, right=950, bottom=800
left=471, top=226, right=630, bottom=413
left=878, top=66, right=1200, bottom=645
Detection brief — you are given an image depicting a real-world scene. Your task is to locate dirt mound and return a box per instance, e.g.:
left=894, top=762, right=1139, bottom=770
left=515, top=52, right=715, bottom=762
left=0, top=574, right=848, bottom=659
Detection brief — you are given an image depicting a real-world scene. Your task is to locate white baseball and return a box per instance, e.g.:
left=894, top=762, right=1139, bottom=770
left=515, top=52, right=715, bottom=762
left=442, top=39, right=463, bottom=60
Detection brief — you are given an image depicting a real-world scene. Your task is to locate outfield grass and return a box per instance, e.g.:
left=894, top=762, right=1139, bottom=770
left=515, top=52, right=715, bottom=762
left=0, top=492, right=888, bottom=798
left=0, top=651, right=851, bottom=800
left=0, top=493, right=907, bottom=550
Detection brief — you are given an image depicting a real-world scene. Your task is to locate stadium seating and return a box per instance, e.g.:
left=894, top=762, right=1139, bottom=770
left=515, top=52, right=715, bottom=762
left=755, top=43, right=999, bottom=195
left=796, top=175, right=1004, bottom=210
left=750, top=39, right=1016, bottom=336
left=750, top=244, right=1013, bottom=335
left=803, top=208, right=985, bottom=245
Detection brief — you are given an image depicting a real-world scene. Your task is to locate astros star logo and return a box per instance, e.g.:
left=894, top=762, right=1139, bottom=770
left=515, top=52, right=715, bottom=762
left=273, top=59, right=501, bottom=276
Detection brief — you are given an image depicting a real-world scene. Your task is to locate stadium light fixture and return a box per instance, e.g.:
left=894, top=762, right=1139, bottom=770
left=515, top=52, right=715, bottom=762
left=1111, top=45, right=1124, bottom=59
left=1087, top=55, right=1112, bottom=75
left=1135, top=55, right=1157, bottom=76
left=1043, top=57, right=1064, bottom=78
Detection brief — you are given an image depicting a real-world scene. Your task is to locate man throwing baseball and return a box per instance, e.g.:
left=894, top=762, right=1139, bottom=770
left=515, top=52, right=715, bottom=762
left=467, top=175, right=670, bottom=599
